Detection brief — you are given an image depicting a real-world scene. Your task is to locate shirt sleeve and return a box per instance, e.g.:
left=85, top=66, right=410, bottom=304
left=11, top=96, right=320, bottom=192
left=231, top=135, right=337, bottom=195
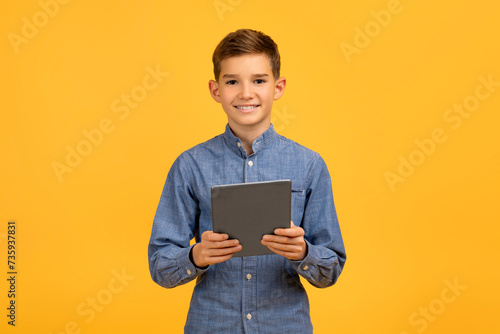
left=148, top=154, right=208, bottom=288
left=288, top=154, right=347, bottom=288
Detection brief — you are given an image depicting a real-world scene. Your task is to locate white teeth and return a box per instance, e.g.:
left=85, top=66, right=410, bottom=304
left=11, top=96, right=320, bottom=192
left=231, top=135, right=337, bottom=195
left=236, top=105, right=258, bottom=110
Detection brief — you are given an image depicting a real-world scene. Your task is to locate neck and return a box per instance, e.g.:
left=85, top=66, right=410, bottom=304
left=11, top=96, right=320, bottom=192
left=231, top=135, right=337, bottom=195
left=228, top=121, right=271, bottom=155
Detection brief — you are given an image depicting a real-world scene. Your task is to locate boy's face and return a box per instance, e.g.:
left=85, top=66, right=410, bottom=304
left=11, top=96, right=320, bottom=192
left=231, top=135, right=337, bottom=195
left=209, top=54, right=286, bottom=132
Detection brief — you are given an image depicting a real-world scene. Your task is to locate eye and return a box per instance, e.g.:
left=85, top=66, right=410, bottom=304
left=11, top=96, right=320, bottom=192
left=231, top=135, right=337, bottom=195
left=254, top=79, right=266, bottom=84
left=225, top=80, right=237, bottom=85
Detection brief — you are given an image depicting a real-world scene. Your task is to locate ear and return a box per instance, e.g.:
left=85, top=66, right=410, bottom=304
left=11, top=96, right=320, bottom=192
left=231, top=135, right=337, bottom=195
left=209, top=80, right=221, bottom=103
left=273, top=77, right=286, bottom=100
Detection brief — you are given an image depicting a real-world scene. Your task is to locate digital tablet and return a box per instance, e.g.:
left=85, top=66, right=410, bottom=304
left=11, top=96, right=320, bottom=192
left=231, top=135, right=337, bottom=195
left=211, top=180, right=292, bottom=257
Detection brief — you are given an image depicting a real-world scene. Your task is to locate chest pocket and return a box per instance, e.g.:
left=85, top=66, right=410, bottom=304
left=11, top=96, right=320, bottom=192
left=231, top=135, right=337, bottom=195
left=291, top=188, right=306, bottom=225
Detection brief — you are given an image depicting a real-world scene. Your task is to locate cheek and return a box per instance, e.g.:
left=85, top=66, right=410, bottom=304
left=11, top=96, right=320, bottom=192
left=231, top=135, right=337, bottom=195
left=260, top=88, right=275, bottom=100
left=221, top=96, right=234, bottom=107
left=219, top=89, right=236, bottom=104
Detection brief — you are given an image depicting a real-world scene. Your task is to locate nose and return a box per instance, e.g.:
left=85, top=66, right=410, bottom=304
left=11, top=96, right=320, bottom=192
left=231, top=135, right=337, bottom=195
left=238, top=82, right=253, bottom=99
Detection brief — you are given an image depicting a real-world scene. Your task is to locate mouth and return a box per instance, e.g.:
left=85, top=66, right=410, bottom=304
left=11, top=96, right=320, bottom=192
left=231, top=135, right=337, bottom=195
left=234, top=105, right=260, bottom=113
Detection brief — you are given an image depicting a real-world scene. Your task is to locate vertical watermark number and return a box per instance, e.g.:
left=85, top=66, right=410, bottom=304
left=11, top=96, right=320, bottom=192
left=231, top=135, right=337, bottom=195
left=6, top=221, right=17, bottom=326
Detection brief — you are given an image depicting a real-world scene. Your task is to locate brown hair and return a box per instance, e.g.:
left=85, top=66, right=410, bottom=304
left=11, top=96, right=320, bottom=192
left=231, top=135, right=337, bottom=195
left=212, top=28, right=281, bottom=82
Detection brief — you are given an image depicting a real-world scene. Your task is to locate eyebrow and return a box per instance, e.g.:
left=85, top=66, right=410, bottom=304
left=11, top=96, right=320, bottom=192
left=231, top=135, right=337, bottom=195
left=222, top=73, right=270, bottom=78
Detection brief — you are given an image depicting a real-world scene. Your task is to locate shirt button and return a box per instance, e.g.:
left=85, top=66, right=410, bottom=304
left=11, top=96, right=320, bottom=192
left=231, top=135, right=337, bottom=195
left=248, top=161, right=253, bottom=167
left=246, top=313, right=252, bottom=320
left=186, top=269, right=192, bottom=275
left=246, top=273, right=252, bottom=280
left=302, top=265, right=309, bottom=271
left=237, top=142, right=241, bottom=148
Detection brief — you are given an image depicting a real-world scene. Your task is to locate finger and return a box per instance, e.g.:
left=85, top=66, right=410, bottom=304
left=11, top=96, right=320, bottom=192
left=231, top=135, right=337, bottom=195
left=280, top=225, right=304, bottom=235
left=274, top=226, right=304, bottom=237
left=205, top=244, right=242, bottom=257
left=208, top=239, right=240, bottom=249
left=264, top=245, right=301, bottom=260
left=262, top=234, right=301, bottom=245
left=204, top=231, right=229, bottom=241
left=261, top=239, right=302, bottom=252
left=269, top=226, right=304, bottom=238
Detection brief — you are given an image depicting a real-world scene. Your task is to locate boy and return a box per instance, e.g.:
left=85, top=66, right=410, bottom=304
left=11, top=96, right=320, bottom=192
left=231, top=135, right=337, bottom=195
left=148, top=28, right=346, bottom=333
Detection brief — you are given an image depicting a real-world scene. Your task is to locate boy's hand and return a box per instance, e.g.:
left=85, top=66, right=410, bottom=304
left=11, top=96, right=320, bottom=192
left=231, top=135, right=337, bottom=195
left=261, top=221, right=307, bottom=261
left=192, top=231, right=242, bottom=267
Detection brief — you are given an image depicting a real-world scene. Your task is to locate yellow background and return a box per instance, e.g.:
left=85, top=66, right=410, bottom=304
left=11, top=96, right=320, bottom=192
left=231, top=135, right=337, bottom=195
left=1, top=0, right=499, bottom=333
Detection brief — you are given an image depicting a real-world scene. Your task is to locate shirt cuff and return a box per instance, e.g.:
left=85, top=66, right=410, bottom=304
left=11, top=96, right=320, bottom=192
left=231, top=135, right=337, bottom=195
left=288, top=239, right=319, bottom=277
left=177, top=245, right=209, bottom=280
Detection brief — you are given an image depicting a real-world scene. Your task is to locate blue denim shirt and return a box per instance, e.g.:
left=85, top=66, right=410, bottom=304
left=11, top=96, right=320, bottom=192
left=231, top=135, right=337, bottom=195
left=148, top=124, right=346, bottom=333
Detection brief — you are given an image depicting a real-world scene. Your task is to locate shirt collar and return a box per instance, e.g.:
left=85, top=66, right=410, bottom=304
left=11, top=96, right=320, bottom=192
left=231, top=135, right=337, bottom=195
left=222, top=123, right=277, bottom=157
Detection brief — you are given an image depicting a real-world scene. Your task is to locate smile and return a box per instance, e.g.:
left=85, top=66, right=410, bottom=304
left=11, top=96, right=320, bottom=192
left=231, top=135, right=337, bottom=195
left=234, top=105, right=259, bottom=111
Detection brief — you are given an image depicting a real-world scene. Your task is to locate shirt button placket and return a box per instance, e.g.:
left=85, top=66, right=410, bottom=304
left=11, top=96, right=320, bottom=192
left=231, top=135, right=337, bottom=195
left=244, top=156, right=256, bottom=183
left=242, top=257, right=257, bottom=331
